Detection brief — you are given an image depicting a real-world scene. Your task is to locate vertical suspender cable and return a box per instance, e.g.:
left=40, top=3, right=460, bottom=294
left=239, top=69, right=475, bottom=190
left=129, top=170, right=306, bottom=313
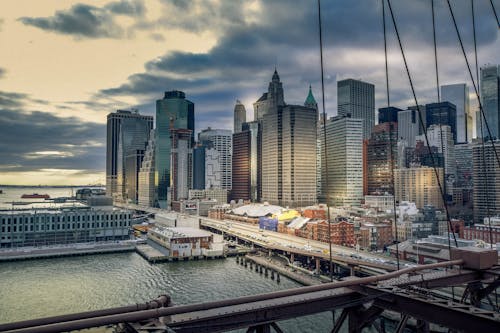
left=386, top=0, right=458, bottom=248
left=490, top=0, right=500, bottom=28
left=382, top=0, right=400, bottom=270
left=471, top=0, right=493, bottom=248
left=317, top=0, right=333, bottom=282
left=431, top=0, right=452, bottom=254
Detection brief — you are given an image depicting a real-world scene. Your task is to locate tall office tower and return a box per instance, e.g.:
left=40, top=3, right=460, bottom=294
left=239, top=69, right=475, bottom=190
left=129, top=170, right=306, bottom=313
left=170, top=128, right=193, bottom=202
left=367, top=122, right=398, bottom=195
left=394, top=167, right=444, bottom=209
left=442, top=83, right=471, bottom=143
left=473, top=140, right=500, bottom=223
left=454, top=142, right=473, bottom=189
left=192, top=144, right=206, bottom=190
left=416, top=125, right=456, bottom=188
left=205, top=146, right=221, bottom=188
left=233, top=100, right=246, bottom=133
left=155, top=90, right=194, bottom=208
left=425, top=102, right=458, bottom=143
left=321, top=116, right=363, bottom=207
left=479, top=65, right=500, bottom=140
left=337, top=78, right=375, bottom=139
left=304, top=86, right=322, bottom=202
left=106, top=109, right=153, bottom=200
left=138, top=130, right=156, bottom=207
left=198, top=128, right=232, bottom=190
left=232, top=121, right=261, bottom=202
left=378, top=107, right=401, bottom=124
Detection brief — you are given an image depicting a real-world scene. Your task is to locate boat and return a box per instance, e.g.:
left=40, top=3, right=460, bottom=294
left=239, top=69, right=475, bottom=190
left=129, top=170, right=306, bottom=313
left=21, top=193, right=50, bottom=199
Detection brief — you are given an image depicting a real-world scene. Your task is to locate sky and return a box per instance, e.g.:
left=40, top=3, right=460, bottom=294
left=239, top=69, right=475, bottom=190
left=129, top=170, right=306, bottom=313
left=0, top=0, right=498, bottom=185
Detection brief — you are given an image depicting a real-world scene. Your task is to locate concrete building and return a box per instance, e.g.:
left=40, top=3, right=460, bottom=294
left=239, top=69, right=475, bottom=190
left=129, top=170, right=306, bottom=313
left=106, top=109, right=153, bottom=200
left=233, top=100, right=246, bottom=133
left=232, top=121, right=261, bottom=202
left=170, top=128, right=193, bottom=202
left=138, top=130, right=156, bottom=207
left=0, top=206, right=133, bottom=248
left=394, top=167, right=444, bottom=209
left=337, top=78, right=375, bottom=139
left=156, top=91, right=194, bottom=208
left=189, top=188, right=228, bottom=204
left=366, top=122, right=398, bottom=195
left=473, top=140, right=500, bottom=223
left=304, top=87, right=322, bottom=203
left=365, top=195, right=395, bottom=212
left=478, top=65, right=500, bottom=140
left=321, top=116, right=363, bottom=207
left=454, top=142, right=473, bottom=189
left=148, top=226, right=217, bottom=259
left=441, top=83, right=471, bottom=143
left=198, top=128, right=232, bottom=190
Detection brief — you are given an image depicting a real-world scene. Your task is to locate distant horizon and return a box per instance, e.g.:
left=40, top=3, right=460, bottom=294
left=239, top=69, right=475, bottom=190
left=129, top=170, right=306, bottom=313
left=0, top=184, right=105, bottom=188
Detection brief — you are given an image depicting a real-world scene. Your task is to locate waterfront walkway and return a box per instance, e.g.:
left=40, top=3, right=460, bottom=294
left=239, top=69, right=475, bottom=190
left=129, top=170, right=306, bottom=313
left=0, top=242, right=135, bottom=261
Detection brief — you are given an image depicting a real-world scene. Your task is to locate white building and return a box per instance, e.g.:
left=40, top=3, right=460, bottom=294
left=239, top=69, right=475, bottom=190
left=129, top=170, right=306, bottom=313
left=198, top=128, right=232, bottom=190
left=321, top=116, right=363, bottom=207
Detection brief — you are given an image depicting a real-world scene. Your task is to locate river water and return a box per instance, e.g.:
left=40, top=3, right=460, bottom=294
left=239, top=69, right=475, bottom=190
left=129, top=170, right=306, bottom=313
left=0, top=187, right=333, bottom=331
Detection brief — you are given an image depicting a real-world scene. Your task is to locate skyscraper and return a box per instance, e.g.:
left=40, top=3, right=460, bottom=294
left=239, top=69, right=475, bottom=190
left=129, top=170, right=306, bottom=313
left=473, top=140, right=500, bottom=223
left=321, top=116, right=363, bottom=207
left=138, top=130, right=156, bottom=207
left=378, top=107, right=401, bottom=124
left=479, top=65, right=500, bottom=140
left=232, top=121, right=261, bottom=202
left=441, top=83, right=471, bottom=143
left=233, top=100, right=246, bottom=133
left=337, top=79, right=375, bottom=139
left=304, top=86, right=322, bottom=202
left=155, top=91, right=194, bottom=208
left=367, top=122, right=398, bottom=195
left=394, top=167, right=444, bottom=209
left=106, top=109, right=153, bottom=200
left=170, top=127, right=193, bottom=202
left=259, top=70, right=317, bottom=207
left=425, top=102, right=457, bottom=143
left=198, top=128, right=232, bottom=190
left=253, top=69, right=285, bottom=122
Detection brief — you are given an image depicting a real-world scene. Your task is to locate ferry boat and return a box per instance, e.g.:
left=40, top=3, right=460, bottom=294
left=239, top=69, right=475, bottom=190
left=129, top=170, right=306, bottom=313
left=21, top=193, right=50, bottom=199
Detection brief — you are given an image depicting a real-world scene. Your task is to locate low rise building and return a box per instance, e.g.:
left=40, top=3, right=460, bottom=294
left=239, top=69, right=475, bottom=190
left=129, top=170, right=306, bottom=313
left=148, top=226, right=217, bottom=258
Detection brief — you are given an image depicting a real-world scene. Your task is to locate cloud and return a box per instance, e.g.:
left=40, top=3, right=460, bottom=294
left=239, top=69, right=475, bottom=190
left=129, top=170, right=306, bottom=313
left=0, top=68, right=5, bottom=79
left=18, top=1, right=146, bottom=39
left=0, top=95, right=105, bottom=174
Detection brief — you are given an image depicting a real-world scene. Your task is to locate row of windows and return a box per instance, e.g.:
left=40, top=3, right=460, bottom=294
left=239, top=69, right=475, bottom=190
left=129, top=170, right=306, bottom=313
left=1, top=214, right=131, bottom=225
left=1, top=221, right=130, bottom=233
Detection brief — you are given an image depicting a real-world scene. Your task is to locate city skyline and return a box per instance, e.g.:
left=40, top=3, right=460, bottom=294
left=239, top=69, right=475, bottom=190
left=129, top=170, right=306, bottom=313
left=0, top=0, right=499, bottom=185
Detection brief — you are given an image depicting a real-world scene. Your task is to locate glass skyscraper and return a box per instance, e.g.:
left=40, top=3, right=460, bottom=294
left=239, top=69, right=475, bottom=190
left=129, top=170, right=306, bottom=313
left=479, top=65, right=500, bottom=140
left=337, top=79, right=375, bottom=140
left=155, top=91, right=194, bottom=208
left=441, top=83, right=471, bottom=143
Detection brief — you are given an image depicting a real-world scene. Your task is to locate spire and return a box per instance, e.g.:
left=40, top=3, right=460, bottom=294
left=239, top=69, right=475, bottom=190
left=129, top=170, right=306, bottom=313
left=272, top=68, right=280, bottom=82
left=304, top=85, right=317, bottom=108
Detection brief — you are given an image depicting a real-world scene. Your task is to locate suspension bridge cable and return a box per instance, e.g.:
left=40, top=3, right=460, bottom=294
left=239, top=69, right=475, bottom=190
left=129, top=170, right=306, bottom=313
left=317, top=0, right=333, bottom=282
left=386, top=0, right=458, bottom=248
left=445, top=0, right=500, bottom=169
left=471, top=0, right=494, bottom=248
left=490, top=0, right=500, bottom=28
left=381, top=0, right=400, bottom=270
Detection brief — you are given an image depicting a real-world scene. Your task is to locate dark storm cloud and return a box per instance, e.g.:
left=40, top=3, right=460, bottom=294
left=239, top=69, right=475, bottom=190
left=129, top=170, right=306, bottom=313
left=18, top=1, right=145, bottom=39
left=0, top=100, right=105, bottom=173
left=98, top=0, right=499, bottom=129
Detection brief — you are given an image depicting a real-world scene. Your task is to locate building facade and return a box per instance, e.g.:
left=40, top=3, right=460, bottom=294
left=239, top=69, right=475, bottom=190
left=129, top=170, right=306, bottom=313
left=441, top=83, right=471, bottom=143
left=321, top=116, right=363, bottom=207
left=473, top=140, right=500, bottom=223
left=170, top=128, right=193, bottom=202
left=198, top=128, right=232, bottom=190
left=366, top=122, right=398, bottom=195
left=337, top=78, right=375, bottom=140
left=233, top=100, right=246, bottom=133
left=138, top=130, right=156, bottom=207
left=479, top=65, right=500, bottom=140
left=425, top=102, right=458, bottom=143
left=155, top=91, right=194, bottom=208
left=394, top=167, right=444, bottom=209
left=106, top=110, right=153, bottom=200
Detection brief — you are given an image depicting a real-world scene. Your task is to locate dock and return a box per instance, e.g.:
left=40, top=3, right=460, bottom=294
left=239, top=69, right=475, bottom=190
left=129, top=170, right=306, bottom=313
left=0, top=242, right=135, bottom=262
